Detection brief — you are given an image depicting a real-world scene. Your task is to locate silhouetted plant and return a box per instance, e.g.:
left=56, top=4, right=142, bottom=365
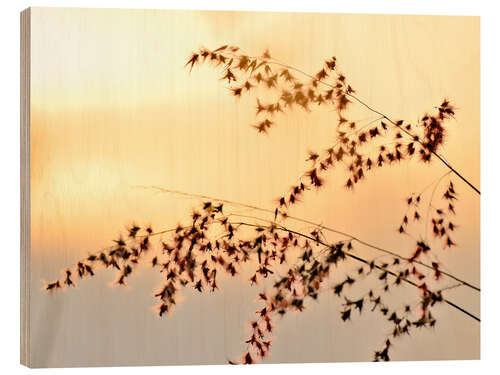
left=45, top=46, right=480, bottom=364
left=185, top=45, right=479, bottom=200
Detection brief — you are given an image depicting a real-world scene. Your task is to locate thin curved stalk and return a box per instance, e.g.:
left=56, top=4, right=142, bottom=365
left=232, top=221, right=480, bottom=323
left=133, top=185, right=480, bottom=292
left=53, top=212, right=479, bottom=323
left=253, top=56, right=480, bottom=195
left=344, top=92, right=481, bottom=195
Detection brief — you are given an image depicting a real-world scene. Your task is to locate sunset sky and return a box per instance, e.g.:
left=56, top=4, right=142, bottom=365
left=29, top=7, right=479, bottom=367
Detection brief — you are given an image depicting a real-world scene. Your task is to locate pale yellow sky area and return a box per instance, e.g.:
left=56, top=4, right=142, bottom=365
left=28, top=7, right=479, bottom=367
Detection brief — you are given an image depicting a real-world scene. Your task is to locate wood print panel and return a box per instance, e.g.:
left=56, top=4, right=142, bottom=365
left=22, top=7, right=480, bottom=368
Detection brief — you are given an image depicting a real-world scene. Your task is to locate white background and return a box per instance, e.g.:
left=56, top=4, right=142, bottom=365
left=0, top=0, right=497, bottom=374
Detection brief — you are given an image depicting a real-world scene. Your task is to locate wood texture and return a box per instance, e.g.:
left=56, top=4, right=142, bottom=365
left=21, top=8, right=480, bottom=368
left=20, top=7, right=31, bottom=367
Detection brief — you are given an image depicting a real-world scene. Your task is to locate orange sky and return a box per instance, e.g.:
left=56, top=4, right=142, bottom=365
left=28, top=7, right=479, bottom=367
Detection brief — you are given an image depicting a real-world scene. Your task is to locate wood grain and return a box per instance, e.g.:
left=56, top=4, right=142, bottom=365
left=20, top=6, right=31, bottom=367
left=21, top=8, right=480, bottom=367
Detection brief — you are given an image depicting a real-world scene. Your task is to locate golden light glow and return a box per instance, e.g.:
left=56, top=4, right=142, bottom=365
left=29, top=8, right=479, bottom=367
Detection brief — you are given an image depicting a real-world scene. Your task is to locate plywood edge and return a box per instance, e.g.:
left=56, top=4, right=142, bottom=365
left=20, top=6, right=31, bottom=368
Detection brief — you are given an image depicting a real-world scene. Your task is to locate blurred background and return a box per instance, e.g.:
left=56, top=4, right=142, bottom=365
left=29, top=8, right=479, bottom=367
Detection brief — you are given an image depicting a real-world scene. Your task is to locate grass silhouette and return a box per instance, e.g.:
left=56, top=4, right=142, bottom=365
left=45, top=46, right=480, bottom=364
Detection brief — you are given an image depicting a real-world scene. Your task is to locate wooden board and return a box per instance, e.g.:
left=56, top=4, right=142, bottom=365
left=21, top=7, right=480, bottom=368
